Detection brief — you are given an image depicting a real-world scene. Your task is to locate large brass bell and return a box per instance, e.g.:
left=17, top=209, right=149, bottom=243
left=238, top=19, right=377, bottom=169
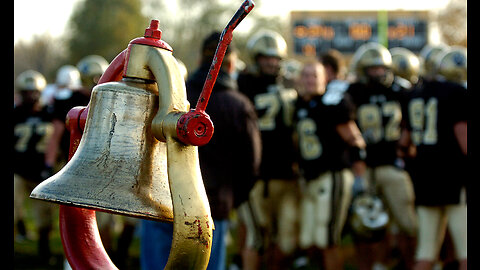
left=30, top=78, right=174, bottom=221
left=30, top=21, right=186, bottom=222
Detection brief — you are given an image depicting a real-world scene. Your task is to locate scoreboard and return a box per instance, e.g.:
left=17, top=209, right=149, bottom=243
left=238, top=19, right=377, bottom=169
left=291, top=11, right=429, bottom=57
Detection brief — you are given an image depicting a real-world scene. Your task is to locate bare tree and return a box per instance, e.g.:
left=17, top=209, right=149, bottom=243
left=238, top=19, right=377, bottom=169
left=14, top=34, right=68, bottom=84
left=14, top=0, right=288, bottom=87
left=436, top=0, right=467, bottom=47
left=141, top=0, right=288, bottom=72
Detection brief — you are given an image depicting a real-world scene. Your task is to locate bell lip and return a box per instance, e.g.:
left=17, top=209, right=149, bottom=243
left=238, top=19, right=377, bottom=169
left=29, top=193, right=174, bottom=223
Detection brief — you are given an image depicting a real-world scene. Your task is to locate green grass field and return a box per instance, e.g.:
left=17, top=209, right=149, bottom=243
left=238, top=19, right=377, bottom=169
left=14, top=195, right=142, bottom=269
left=14, top=190, right=137, bottom=269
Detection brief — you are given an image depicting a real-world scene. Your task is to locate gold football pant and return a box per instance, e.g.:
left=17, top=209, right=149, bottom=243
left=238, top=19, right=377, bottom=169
left=299, top=169, right=354, bottom=249
left=366, top=165, right=417, bottom=236
left=239, top=178, right=300, bottom=255
left=416, top=203, right=467, bottom=261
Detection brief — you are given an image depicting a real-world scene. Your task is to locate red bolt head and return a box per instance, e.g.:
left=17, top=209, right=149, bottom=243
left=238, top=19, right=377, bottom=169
left=144, top=20, right=162, bottom=39
left=129, top=19, right=172, bottom=51
left=177, top=110, right=214, bottom=146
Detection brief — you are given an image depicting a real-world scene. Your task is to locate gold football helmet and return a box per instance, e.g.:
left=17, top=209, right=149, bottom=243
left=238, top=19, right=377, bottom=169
left=76, top=55, right=109, bottom=89
left=15, top=70, right=47, bottom=92
left=419, top=44, right=448, bottom=80
left=55, top=65, right=82, bottom=89
left=247, top=29, right=288, bottom=60
left=349, top=193, right=389, bottom=239
left=436, top=46, right=467, bottom=84
left=390, top=47, right=420, bottom=85
left=351, top=42, right=393, bottom=86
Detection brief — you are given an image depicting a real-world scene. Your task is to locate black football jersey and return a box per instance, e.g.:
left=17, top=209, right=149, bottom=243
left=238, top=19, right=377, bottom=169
left=293, top=87, right=355, bottom=181
left=237, top=72, right=298, bottom=180
left=347, top=79, right=410, bottom=167
left=51, top=91, right=91, bottom=162
left=403, top=79, right=467, bottom=205
left=14, top=105, right=54, bottom=182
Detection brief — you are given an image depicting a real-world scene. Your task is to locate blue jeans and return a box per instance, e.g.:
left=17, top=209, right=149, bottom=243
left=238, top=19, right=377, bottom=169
left=140, top=219, right=228, bottom=270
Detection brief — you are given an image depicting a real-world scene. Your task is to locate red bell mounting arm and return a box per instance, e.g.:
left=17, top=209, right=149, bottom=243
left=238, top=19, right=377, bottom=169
left=59, top=50, right=126, bottom=270
left=176, top=0, right=255, bottom=146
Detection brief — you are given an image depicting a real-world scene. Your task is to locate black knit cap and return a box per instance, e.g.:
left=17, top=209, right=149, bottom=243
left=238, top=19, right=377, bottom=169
left=201, top=31, right=236, bottom=65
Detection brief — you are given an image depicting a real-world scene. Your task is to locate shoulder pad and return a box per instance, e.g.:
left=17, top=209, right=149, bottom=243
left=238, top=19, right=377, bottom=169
left=278, top=88, right=298, bottom=103
left=54, top=87, right=73, bottom=100
left=322, top=80, right=350, bottom=105
left=328, top=80, right=350, bottom=92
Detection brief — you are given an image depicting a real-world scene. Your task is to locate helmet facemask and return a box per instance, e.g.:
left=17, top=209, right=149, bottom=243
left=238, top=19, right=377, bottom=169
left=363, top=65, right=394, bottom=88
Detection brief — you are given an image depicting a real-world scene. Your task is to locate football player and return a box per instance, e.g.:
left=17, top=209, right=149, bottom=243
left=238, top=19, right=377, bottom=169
left=45, top=57, right=108, bottom=176
left=293, top=60, right=366, bottom=270
left=14, top=70, right=55, bottom=263
left=40, top=65, right=82, bottom=110
left=237, top=29, right=299, bottom=269
left=399, top=46, right=467, bottom=270
left=320, top=49, right=348, bottom=84
left=346, top=42, right=418, bottom=270
left=44, top=64, right=84, bottom=172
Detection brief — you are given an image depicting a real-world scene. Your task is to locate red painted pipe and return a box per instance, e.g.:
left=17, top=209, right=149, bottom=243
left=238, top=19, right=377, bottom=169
left=59, top=49, right=126, bottom=270
left=195, top=0, right=254, bottom=112
left=59, top=207, right=116, bottom=270
left=98, top=49, right=127, bottom=85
